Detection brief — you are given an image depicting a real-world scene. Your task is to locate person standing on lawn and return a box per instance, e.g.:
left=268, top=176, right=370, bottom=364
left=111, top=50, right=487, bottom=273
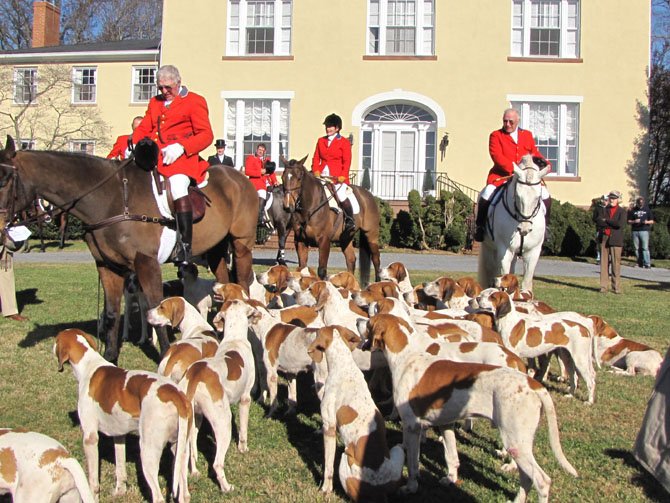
left=628, top=196, right=655, bottom=268
left=597, top=190, right=627, bottom=294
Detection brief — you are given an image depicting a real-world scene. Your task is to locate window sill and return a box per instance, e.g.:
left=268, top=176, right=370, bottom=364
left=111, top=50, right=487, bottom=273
left=548, top=175, right=581, bottom=182
left=507, top=56, right=583, bottom=63
left=222, top=55, right=294, bottom=61
left=71, top=102, right=97, bottom=107
left=363, top=55, right=437, bottom=61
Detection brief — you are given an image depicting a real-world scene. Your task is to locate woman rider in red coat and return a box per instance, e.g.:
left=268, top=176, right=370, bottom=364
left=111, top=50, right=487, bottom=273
left=311, top=113, right=356, bottom=233
left=132, top=65, right=214, bottom=265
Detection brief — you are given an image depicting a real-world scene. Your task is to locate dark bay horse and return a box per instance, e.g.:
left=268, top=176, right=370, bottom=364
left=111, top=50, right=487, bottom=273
left=0, top=136, right=258, bottom=361
left=281, top=156, right=381, bottom=284
left=266, top=184, right=293, bottom=265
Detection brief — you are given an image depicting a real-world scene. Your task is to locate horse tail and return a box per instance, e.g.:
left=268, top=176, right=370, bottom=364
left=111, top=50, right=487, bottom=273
left=358, top=229, right=372, bottom=287
left=478, top=245, right=493, bottom=288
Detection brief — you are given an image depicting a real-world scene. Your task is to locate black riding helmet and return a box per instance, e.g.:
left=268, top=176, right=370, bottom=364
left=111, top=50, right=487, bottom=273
left=323, top=113, right=342, bottom=130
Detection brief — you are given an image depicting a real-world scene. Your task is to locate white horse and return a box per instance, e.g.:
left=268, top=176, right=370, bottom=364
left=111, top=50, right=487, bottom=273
left=478, top=154, right=550, bottom=292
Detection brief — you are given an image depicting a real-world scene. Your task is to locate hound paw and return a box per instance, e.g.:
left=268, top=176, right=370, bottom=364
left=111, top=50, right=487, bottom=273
left=439, top=476, right=462, bottom=487
left=501, top=461, right=519, bottom=473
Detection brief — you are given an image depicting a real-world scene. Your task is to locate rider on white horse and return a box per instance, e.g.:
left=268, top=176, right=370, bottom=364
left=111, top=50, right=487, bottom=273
left=474, top=108, right=551, bottom=242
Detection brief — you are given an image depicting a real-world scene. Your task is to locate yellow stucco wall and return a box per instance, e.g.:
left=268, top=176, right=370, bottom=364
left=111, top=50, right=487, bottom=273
left=160, top=0, right=650, bottom=207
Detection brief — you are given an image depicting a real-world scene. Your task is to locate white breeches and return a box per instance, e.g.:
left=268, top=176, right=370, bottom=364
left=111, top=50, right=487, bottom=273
left=334, top=183, right=360, bottom=214
left=257, top=188, right=267, bottom=199
left=170, top=174, right=190, bottom=199
left=265, top=192, right=273, bottom=210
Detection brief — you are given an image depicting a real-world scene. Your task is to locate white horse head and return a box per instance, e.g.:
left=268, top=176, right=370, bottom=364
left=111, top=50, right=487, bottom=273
left=512, top=155, right=550, bottom=236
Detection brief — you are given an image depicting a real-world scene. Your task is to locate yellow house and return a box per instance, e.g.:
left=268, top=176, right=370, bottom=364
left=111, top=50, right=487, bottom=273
left=0, top=1, right=651, bottom=207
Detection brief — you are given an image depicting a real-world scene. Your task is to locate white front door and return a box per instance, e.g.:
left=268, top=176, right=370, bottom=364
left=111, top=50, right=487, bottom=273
left=375, top=128, right=417, bottom=199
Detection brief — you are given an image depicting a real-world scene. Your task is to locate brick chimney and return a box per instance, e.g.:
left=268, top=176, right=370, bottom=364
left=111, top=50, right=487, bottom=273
left=32, top=1, right=60, bottom=48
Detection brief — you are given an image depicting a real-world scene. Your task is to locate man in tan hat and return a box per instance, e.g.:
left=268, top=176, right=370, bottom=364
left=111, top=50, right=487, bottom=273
left=596, top=190, right=627, bottom=293
left=208, top=139, right=234, bottom=167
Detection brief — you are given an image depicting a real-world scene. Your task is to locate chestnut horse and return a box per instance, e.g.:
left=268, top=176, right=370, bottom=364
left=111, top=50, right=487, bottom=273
left=281, top=156, right=381, bottom=284
left=0, top=136, right=257, bottom=361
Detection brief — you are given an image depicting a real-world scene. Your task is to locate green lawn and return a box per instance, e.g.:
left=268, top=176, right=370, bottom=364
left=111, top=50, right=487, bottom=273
left=0, top=262, right=668, bottom=502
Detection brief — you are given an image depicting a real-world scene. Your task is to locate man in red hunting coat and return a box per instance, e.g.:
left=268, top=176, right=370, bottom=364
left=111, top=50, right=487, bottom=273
left=474, top=108, right=552, bottom=242
left=107, top=116, right=143, bottom=160
left=132, top=65, right=214, bottom=265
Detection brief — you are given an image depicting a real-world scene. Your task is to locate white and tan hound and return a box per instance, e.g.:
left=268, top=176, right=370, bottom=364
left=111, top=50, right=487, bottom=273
left=307, top=326, right=404, bottom=501
left=53, top=329, right=192, bottom=503
left=379, top=261, right=414, bottom=295
left=363, top=314, right=578, bottom=501
left=0, top=428, right=95, bottom=503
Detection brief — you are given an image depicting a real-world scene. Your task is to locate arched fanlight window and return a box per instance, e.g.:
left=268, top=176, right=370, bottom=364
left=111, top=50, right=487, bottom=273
left=364, top=104, right=435, bottom=122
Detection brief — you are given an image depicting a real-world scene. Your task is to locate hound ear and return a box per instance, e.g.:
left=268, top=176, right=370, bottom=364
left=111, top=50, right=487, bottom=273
left=383, top=284, right=399, bottom=299
left=494, top=292, right=513, bottom=318
left=276, top=267, right=288, bottom=292
left=440, top=279, right=455, bottom=301
left=313, top=284, right=330, bottom=312
left=337, top=327, right=362, bottom=351
left=82, top=333, right=98, bottom=352
left=55, top=340, right=70, bottom=372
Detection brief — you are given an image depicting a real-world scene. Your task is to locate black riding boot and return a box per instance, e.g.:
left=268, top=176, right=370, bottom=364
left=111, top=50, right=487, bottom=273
left=340, top=198, right=356, bottom=234
left=174, top=196, right=193, bottom=266
left=543, top=197, right=552, bottom=240
left=257, top=197, right=269, bottom=227
left=474, top=197, right=490, bottom=242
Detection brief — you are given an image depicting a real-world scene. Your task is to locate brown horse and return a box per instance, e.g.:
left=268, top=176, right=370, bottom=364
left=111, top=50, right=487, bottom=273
left=281, top=156, right=381, bottom=284
left=0, top=136, right=258, bottom=362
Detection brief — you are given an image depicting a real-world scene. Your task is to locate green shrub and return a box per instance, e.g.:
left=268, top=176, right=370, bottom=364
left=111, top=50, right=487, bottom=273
left=375, top=197, right=393, bottom=247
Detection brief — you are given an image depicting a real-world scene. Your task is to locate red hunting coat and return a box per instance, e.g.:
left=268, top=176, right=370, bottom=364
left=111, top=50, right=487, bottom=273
left=132, top=88, right=213, bottom=184
left=107, top=134, right=131, bottom=160
left=487, top=128, right=550, bottom=186
left=312, top=134, right=352, bottom=184
left=245, top=155, right=273, bottom=191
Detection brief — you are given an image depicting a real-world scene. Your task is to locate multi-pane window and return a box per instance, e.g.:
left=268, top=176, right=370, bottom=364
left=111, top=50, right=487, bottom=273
left=225, top=97, right=290, bottom=166
left=511, top=0, right=580, bottom=58
left=228, top=1, right=292, bottom=56
left=72, top=67, right=97, bottom=104
left=13, top=67, right=37, bottom=104
left=511, top=100, right=580, bottom=176
left=69, top=140, right=95, bottom=155
left=20, top=140, right=35, bottom=150
left=132, top=66, right=157, bottom=103
left=368, top=0, right=434, bottom=56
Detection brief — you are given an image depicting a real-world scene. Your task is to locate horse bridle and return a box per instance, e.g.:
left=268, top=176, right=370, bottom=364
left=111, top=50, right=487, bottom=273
left=502, top=166, right=543, bottom=222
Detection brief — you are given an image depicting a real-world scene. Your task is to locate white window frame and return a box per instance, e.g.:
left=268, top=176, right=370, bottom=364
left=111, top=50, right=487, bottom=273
left=69, top=140, right=96, bottom=155
left=511, top=0, right=580, bottom=58
left=72, top=66, right=97, bottom=104
left=227, top=0, right=292, bottom=56
left=367, top=0, right=434, bottom=56
left=221, top=90, right=294, bottom=167
left=131, top=66, right=157, bottom=104
left=508, top=94, right=582, bottom=176
left=13, top=67, right=38, bottom=105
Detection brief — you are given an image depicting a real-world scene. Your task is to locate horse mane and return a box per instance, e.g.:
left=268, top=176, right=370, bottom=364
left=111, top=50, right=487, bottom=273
left=21, top=149, right=121, bottom=172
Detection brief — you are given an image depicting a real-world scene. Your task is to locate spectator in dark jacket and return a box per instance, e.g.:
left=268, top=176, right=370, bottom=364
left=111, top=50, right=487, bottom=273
left=627, top=196, right=655, bottom=268
left=592, top=194, right=608, bottom=264
left=596, top=190, right=627, bottom=294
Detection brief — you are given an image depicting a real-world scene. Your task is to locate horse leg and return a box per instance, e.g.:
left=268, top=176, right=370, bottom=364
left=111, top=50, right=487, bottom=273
left=134, top=253, right=170, bottom=356
left=232, top=238, right=253, bottom=294
left=521, top=248, right=542, bottom=293
left=207, top=240, right=231, bottom=285
left=59, top=213, right=69, bottom=249
left=342, top=241, right=356, bottom=275
left=499, top=247, right=516, bottom=279
left=317, top=237, right=331, bottom=280
left=96, top=266, right=125, bottom=363
left=276, top=224, right=288, bottom=266
left=295, top=240, right=309, bottom=270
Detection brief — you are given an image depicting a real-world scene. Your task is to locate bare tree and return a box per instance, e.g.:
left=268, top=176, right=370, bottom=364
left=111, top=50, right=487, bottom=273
left=0, top=0, right=162, bottom=49
left=0, top=65, right=109, bottom=151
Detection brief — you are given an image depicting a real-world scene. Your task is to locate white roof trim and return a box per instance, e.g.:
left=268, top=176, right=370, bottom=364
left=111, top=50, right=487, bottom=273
left=507, top=94, right=584, bottom=103
left=221, top=90, right=295, bottom=99
left=0, top=49, right=159, bottom=64
left=352, top=90, right=446, bottom=127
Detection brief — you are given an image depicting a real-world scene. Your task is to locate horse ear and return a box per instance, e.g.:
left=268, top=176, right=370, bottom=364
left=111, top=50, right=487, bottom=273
left=4, top=136, right=16, bottom=158
left=298, top=155, right=308, bottom=166
left=539, top=166, right=551, bottom=177
left=513, top=163, right=523, bottom=177
left=280, top=155, right=289, bottom=167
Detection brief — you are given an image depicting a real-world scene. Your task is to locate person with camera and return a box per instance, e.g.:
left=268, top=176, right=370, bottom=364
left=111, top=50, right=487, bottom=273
left=597, top=190, right=627, bottom=294
left=244, top=143, right=274, bottom=227
left=628, top=196, right=655, bottom=268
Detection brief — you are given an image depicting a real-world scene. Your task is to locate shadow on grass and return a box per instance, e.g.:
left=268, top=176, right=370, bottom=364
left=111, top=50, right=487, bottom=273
left=16, top=287, right=43, bottom=312
left=535, top=276, right=598, bottom=292
left=19, top=319, right=162, bottom=364
left=253, top=257, right=297, bottom=266
left=605, top=449, right=669, bottom=502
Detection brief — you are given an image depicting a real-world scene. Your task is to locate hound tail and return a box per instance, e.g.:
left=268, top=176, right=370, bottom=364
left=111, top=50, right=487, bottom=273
left=60, top=457, right=96, bottom=503
left=173, top=399, right=193, bottom=502
left=536, top=386, right=579, bottom=477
